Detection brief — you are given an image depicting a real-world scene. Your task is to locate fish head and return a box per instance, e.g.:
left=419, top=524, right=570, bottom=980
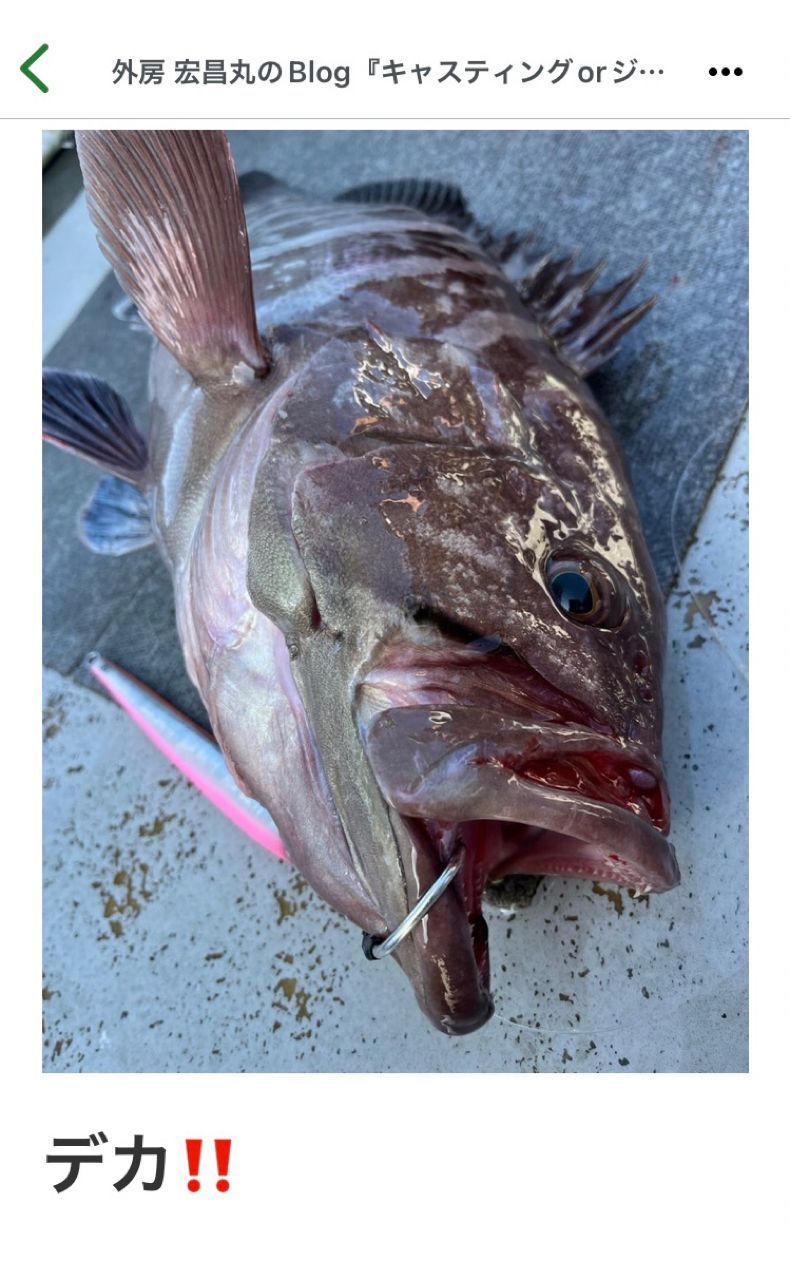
left=247, top=333, right=677, bottom=1033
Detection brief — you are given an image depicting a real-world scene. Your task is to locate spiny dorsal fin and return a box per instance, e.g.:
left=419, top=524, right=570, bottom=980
left=43, top=370, right=148, bottom=481
left=75, top=131, right=269, bottom=382
left=519, top=255, right=656, bottom=376
left=336, top=178, right=472, bottom=228
left=478, top=229, right=530, bottom=266
left=335, top=179, right=530, bottom=265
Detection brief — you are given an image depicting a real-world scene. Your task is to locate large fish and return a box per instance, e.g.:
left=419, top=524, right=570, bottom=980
left=44, top=130, right=679, bottom=1035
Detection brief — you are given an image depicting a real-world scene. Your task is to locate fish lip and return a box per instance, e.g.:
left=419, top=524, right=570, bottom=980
left=399, top=773, right=679, bottom=894
left=360, top=646, right=615, bottom=740
left=366, top=705, right=679, bottom=897
left=394, top=815, right=494, bottom=1036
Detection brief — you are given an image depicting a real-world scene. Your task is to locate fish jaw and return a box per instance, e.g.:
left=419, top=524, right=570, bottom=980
left=363, top=703, right=678, bottom=933
left=384, top=818, right=495, bottom=1036
left=281, top=627, right=495, bottom=1037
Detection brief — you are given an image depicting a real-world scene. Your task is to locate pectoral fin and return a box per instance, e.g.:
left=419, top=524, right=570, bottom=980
left=79, top=475, right=154, bottom=556
left=43, top=369, right=148, bottom=480
left=75, top=130, right=269, bottom=383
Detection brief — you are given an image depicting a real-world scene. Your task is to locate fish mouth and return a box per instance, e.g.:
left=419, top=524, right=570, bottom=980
left=364, top=703, right=678, bottom=1032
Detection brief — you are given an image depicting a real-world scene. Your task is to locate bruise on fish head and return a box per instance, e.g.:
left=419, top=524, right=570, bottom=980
left=242, top=323, right=543, bottom=456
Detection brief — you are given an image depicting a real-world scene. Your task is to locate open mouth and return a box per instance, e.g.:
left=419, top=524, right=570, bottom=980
left=359, top=647, right=677, bottom=968
left=372, top=714, right=678, bottom=995
left=372, top=709, right=676, bottom=907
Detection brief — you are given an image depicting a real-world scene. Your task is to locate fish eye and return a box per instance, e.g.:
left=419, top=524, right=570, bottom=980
left=550, top=568, right=598, bottom=617
left=544, top=551, right=624, bottom=628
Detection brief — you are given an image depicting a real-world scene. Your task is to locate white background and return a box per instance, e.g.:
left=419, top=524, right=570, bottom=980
left=1, top=1, right=783, bottom=1274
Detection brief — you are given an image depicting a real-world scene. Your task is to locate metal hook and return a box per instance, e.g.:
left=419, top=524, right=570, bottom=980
left=361, top=849, right=464, bottom=960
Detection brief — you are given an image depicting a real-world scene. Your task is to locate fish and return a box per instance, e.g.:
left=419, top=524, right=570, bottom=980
left=43, top=129, right=679, bottom=1035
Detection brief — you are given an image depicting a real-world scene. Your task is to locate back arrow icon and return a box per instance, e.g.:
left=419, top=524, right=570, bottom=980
left=20, top=43, right=49, bottom=93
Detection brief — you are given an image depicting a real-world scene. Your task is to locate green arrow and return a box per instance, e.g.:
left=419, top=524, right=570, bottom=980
left=20, top=43, right=49, bottom=93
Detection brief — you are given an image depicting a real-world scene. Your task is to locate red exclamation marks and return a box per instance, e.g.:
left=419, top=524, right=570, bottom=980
left=186, top=1138, right=231, bottom=1191
left=215, top=1138, right=231, bottom=1192
left=186, top=1138, right=202, bottom=1192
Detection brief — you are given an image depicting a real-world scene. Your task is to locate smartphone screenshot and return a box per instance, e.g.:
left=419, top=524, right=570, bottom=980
left=3, top=2, right=777, bottom=1271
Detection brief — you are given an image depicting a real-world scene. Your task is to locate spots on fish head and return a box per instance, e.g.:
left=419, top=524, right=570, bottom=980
left=285, top=433, right=661, bottom=759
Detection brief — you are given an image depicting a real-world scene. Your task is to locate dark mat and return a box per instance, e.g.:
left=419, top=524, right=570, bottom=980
left=43, top=129, right=747, bottom=722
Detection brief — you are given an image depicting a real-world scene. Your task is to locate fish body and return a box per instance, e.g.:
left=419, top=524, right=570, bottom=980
left=44, top=132, right=679, bottom=1034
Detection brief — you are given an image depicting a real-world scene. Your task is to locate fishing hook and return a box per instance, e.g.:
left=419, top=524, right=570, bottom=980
left=361, top=849, right=464, bottom=960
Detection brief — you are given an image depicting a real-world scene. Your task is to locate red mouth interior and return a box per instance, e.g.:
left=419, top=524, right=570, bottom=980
left=408, top=744, right=670, bottom=928
left=472, top=748, right=668, bottom=831
left=361, top=634, right=674, bottom=960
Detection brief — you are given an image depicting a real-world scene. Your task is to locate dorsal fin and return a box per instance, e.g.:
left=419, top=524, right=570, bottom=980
left=519, top=255, right=656, bottom=376
left=336, top=178, right=472, bottom=228
left=335, top=178, right=526, bottom=264
left=75, top=130, right=269, bottom=382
